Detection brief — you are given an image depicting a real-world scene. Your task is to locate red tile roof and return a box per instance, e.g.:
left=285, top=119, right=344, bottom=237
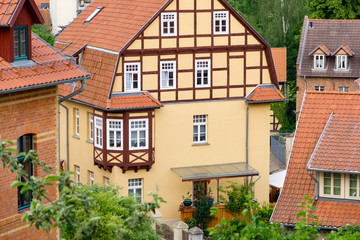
left=308, top=114, right=360, bottom=172
left=56, top=0, right=169, bottom=54
left=58, top=48, right=118, bottom=108
left=40, top=9, right=51, bottom=25
left=271, top=91, right=360, bottom=227
left=246, top=84, right=285, bottom=103
left=0, top=0, right=43, bottom=26
left=32, top=33, right=65, bottom=62
left=0, top=33, right=89, bottom=93
left=0, top=59, right=88, bottom=92
left=106, top=92, right=162, bottom=110
left=271, top=48, right=287, bottom=83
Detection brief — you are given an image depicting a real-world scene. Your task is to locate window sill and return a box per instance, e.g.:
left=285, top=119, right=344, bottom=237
left=192, top=142, right=210, bottom=146
left=72, top=134, right=80, bottom=139
left=86, top=139, right=93, bottom=144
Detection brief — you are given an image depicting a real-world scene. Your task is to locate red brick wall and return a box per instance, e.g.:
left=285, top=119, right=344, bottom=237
left=0, top=87, right=59, bottom=239
left=296, top=74, right=358, bottom=112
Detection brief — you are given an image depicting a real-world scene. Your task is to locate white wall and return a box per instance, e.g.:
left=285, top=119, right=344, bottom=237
left=50, top=0, right=78, bottom=35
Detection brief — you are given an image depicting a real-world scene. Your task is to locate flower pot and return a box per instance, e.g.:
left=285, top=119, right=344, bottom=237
left=209, top=199, right=214, bottom=207
left=183, top=199, right=192, bottom=207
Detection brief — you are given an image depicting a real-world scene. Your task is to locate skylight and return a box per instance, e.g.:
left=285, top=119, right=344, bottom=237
left=84, top=7, right=104, bottom=23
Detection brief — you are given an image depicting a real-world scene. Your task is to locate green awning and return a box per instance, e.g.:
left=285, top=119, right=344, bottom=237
left=171, top=162, right=259, bottom=182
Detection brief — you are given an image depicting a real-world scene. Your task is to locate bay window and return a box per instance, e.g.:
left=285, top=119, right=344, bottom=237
left=107, top=119, right=123, bottom=150
left=129, top=119, right=148, bottom=150
left=94, top=116, right=103, bottom=148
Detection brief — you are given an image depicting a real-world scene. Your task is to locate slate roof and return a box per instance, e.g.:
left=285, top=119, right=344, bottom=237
left=271, top=48, right=287, bottom=83
left=56, top=0, right=169, bottom=53
left=271, top=91, right=360, bottom=228
left=0, top=33, right=89, bottom=93
left=106, top=92, right=162, bottom=110
left=297, top=17, right=360, bottom=78
left=246, top=84, right=285, bottom=103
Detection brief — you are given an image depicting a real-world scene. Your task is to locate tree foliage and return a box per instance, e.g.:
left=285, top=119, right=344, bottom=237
left=307, top=0, right=360, bottom=19
left=32, top=24, right=55, bottom=46
left=0, top=138, right=164, bottom=240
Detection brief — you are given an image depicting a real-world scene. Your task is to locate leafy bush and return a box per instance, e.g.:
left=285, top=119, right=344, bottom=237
left=32, top=24, right=55, bottom=46
left=218, top=181, right=253, bottom=215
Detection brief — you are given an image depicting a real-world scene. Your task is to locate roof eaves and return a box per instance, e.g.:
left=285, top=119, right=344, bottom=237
left=106, top=105, right=163, bottom=112
left=307, top=112, right=334, bottom=170
left=247, top=99, right=286, bottom=104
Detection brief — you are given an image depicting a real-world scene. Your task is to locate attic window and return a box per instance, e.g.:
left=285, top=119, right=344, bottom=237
left=14, top=26, right=28, bottom=61
left=84, top=7, right=104, bottom=23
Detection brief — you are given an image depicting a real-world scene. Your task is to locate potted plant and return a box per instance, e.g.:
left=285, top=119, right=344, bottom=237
left=208, top=188, right=214, bottom=206
left=182, top=191, right=192, bottom=206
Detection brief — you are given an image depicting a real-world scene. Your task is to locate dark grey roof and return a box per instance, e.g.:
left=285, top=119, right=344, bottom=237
left=297, top=17, right=360, bottom=78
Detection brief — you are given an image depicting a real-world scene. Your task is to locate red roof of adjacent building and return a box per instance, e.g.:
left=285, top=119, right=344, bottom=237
left=308, top=43, right=331, bottom=56
left=106, top=92, right=162, bottom=110
left=271, top=48, right=287, bottom=83
left=271, top=91, right=360, bottom=227
left=0, top=33, right=89, bottom=93
left=0, top=0, right=43, bottom=26
left=246, top=84, right=285, bottom=103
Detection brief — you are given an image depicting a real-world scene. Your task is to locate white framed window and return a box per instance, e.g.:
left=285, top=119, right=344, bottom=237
left=314, top=86, right=324, bottom=91
left=75, top=108, right=80, bottom=136
left=89, top=171, right=94, bottom=185
left=128, top=178, right=143, bottom=202
left=94, top=116, right=103, bottom=148
left=347, top=174, right=360, bottom=199
left=161, top=12, right=177, bottom=36
left=213, top=11, right=229, bottom=34
left=336, top=55, right=347, bottom=70
left=124, top=63, right=141, bottom=92
left=104, top=177, right=110, bottom=186
left=313, top=54, right=325, bottom=70
left=195, top=59, right=211, bottom=88
left=75, top=165, right=80, bottom=183
left=320, top=172, right=344, bottom=198
left=107, top=119, right=123, bottom=150
left=129, top=119, right=148, bottom=150
left=89, top=113, right=94, bottom=141
left=339, top=86, right=349, bottom=92
left=160, top=61, right=176, bottom=89
left=193, top=115, right=207, bottom=143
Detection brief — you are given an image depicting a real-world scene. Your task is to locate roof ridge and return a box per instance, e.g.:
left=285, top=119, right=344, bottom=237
left=307, top=91, right=360, bottom=95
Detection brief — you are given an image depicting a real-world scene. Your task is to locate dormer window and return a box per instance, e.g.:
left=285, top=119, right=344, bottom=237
left=14, top=26, right=28, bottom=61
left=313, top=54, right=324, bottom=70
left=336, top=55, right=347, bottom=70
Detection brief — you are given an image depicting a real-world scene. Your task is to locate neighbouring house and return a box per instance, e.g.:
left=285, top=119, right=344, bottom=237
left=0, top=0, right=89, bottom=239
left=271, top=91, right=360, bottom=228
left=49, top=0, right=94, bottom=35
left=296, top=16, right=360, bottom=112
left=54, top=0, right=284, bottom=223
left=270, top=47, right=287, bottom=132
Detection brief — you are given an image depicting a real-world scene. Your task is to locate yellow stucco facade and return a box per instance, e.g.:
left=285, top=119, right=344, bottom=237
left=59, top=0, right=278, bottom=221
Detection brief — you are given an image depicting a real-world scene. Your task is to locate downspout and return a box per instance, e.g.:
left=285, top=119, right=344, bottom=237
left=246, top=102, right=249, bottom=185
left=308, top=171, right=318, bottom=200
left=58, top=77, right=87, bottom=172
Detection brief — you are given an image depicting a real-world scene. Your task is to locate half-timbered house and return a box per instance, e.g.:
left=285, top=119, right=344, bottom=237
left=55, top=0, right=284, bottom=222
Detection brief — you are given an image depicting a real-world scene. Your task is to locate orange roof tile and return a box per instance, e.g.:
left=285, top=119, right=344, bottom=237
left=0, top=56, right=11, bottom=67
left=58, top=48, right=118, bottom=108
left=246, top=84, right=285, bottom=103
left=309, top=43, right=331, bottom=56
left=55, top=0, right=169, bottom=54
left=0, top=0, right=43, bottom=26
left=32, top=33, right=65, bottom=62
left=271, top=91, right=360, bottom=227
left=308, top=114, right=360, bottom=172
left=106, top=92, right=162, bottom=110
left=0, top=59, right=89, bottom=92
left=271, top=48, right=287, bottom=83
left=332, top=44, right=355, bottom=56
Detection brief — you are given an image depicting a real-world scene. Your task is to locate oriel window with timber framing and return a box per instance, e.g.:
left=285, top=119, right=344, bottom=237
left=17, top=134, right=34, bottom=210
left=14, top=26, right=28, bottom=61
